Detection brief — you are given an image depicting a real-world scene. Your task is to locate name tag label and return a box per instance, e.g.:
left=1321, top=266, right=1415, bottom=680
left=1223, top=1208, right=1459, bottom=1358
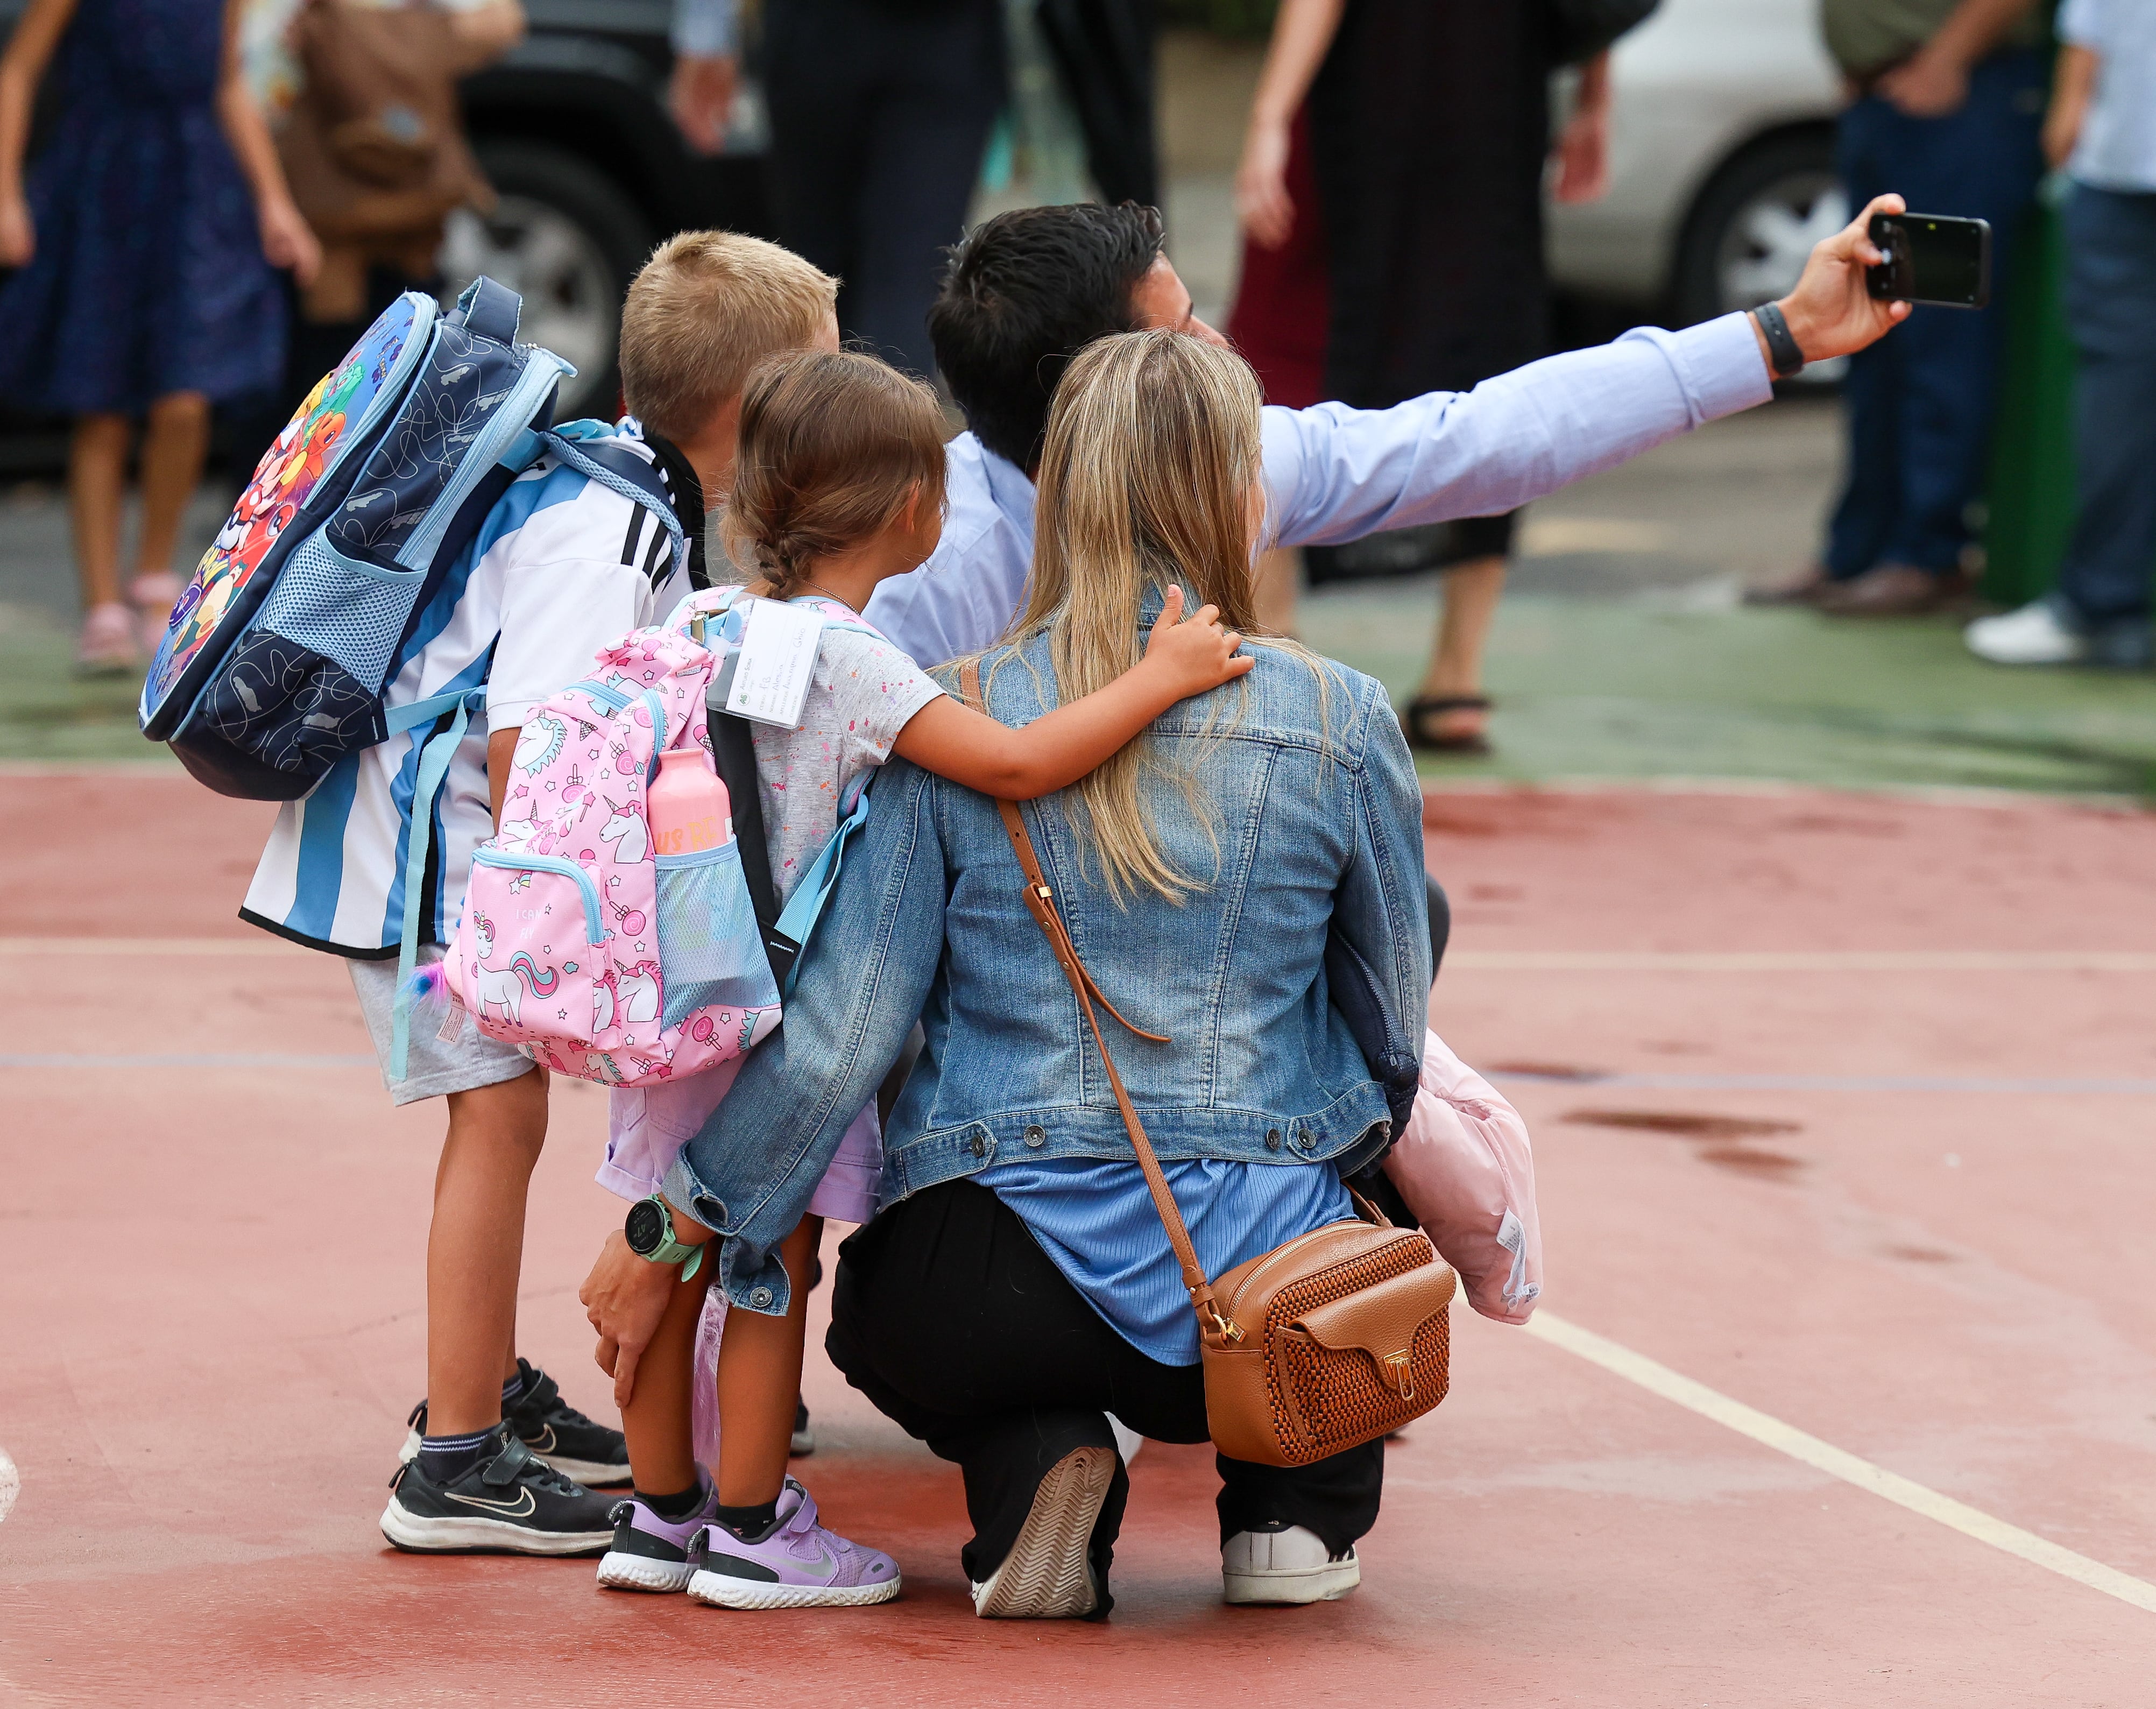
left=724, top=597, right=823, bottom=728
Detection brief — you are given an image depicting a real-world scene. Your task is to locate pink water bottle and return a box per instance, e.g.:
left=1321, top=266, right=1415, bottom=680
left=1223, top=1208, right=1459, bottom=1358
left=648, top=748, right=733, bottom=855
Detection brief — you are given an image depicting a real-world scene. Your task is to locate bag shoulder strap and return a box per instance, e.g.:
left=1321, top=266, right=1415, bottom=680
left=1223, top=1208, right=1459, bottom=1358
left=709, top=705, right=797, bottom=990
left=958, top=660, right=1240, bottom=1343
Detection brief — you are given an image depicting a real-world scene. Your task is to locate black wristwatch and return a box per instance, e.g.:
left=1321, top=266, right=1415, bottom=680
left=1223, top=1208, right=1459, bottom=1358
left=1752, top=301, right=1806, bottom=379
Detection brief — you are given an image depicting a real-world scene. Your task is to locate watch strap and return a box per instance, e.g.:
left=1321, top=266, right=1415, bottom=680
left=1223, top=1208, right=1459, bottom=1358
left=629, top=1196, right=708, bottom=1277
left=1752, top=300, right=1806, bottom=378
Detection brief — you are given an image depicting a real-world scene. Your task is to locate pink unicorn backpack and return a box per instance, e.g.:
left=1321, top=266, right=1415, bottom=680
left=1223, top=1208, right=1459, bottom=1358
left=429, top=587, right=877, bottom=1087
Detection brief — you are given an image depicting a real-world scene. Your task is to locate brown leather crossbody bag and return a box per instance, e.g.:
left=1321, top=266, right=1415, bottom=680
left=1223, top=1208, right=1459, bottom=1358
left=960, top=662, right=1455, bottom=1467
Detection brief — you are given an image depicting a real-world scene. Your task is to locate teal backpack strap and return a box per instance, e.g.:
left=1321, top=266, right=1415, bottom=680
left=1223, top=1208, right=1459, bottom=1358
left=384, top=684, right=490, bottom=1081
left=770, top=771, right=872, bottom=998
left=539, top=429, right=687, bottom=568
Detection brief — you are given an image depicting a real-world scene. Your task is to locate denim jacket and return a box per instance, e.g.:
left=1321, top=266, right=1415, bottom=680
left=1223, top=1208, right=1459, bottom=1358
left=665, top=604, right=1432, bottom=1315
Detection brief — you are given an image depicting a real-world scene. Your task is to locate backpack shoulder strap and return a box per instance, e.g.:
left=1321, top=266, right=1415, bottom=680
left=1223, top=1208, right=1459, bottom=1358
left=538, top=428, right=688, bottom=569
left=709, top=704, right=797, bottom=990
left=788, top=594, right=892, bottom=646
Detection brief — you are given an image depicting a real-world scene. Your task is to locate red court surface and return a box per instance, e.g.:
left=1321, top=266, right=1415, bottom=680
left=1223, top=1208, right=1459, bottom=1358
left=3, top=772, right=2154, bottom=1705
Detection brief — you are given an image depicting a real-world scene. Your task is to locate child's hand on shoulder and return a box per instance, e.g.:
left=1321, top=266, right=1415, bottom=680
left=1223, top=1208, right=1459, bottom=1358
left=1141, top=585, right=1255, bottom=699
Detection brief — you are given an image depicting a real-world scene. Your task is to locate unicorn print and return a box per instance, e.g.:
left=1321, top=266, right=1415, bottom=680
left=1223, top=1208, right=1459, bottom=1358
left=614, top=960, right=660, bottom=1025
left=599, top=796, right=648, bottom=865
left=466, top=913, right=559, bottom=1027
left=514, top=711, right=567, bottom=776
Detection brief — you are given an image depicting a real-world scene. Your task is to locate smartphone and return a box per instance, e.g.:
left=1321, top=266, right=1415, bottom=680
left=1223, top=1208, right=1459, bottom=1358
left=1867, top=213, right=1991, bottom=309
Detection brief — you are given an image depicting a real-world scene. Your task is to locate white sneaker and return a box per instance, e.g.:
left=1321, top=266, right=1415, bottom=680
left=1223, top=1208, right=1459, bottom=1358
left=1965, top=600, right=2089, bottom=666
left=1221, top=1526, right=1361, bottom=1605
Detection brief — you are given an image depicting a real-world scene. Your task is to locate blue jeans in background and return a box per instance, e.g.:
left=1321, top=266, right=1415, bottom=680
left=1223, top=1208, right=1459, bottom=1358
left=1827, top=50, right=2045, bottom=581
left=2054, top=183, right=2156, bottom=628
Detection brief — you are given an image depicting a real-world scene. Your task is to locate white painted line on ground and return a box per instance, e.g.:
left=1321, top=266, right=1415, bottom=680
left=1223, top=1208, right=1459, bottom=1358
left=1420, top=776, right=2145, bottom=811
left=0, top=1053, right=375, bottom=1069
left=1524, top=1309, right=2156, bottom=1615
left=0, top=937, right=301, bottom=956
left=1449, top=950, right=2156, bottom=972
left=1495, top=1070, right=2156, bottom=1096
left=0, top=1446, right=17, bottom=1524
left=12, top=941, right=2156, bottom=970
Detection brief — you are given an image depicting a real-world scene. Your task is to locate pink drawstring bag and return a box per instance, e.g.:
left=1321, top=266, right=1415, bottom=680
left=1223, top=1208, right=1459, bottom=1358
left=1381, top=1029, right=1543, bottom=1324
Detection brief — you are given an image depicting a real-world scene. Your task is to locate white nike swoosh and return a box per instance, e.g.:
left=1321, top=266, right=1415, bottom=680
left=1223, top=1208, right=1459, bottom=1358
left=524, top=1423, right=557, bottom=1454
left=447, top=1487, right=536, bottom=1519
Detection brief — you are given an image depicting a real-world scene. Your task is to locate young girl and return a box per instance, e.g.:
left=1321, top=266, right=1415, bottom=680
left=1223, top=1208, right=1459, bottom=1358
left=0, top=0, right=319, bottom=670
left=591, top=348, right=1255, bottom=1607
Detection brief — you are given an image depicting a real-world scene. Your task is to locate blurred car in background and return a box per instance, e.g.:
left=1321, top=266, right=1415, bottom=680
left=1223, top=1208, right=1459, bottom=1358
left=447, top=0, right=772, bottom=419
left=1547, top=0, right=1847, bottom=380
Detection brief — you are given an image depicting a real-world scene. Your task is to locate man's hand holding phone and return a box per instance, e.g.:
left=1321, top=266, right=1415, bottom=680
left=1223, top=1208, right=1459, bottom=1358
left=1753, top=191, right=1914, bottom=373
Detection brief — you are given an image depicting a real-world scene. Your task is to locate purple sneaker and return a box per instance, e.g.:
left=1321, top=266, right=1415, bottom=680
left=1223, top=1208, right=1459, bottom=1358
left=685, top=1477, right=902, bottom=1609
left=596, top=1477, right=718, bottom=1593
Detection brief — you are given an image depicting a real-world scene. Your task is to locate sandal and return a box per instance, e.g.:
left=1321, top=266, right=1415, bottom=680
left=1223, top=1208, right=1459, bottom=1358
left=130, top=571, right=182, bottom=654
left=75, top=601, right=140, bottom=675
left=1399, top=695, right=1492, bottom=755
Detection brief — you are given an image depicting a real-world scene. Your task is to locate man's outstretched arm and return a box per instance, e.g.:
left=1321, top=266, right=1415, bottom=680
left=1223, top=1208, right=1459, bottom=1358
left=1267, top=193, right=1911, bottom=548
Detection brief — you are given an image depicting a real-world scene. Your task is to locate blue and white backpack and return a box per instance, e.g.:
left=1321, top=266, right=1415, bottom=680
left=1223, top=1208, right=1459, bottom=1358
left=137, top=278, right=682, bottom=803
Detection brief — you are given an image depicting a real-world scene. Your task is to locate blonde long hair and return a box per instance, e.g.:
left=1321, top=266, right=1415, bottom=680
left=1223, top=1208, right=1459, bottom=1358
left=1001, top=328, right=1330, bottom=903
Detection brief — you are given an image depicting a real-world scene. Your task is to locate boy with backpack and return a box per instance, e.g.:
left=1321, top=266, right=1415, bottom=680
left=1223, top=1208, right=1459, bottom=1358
left=235, top=232, right=841, bottom=1554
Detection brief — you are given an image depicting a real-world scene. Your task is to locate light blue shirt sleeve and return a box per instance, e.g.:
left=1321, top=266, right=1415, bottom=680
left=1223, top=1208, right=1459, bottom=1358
left=868, top=315, right=1772, bottom=670
left=671, top=0, right=736, bottom=58
left=1263, top=311, right=1773, bottom=547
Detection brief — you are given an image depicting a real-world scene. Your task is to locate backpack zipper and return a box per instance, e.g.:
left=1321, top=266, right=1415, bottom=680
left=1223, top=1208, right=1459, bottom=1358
left=471, top=848, right=605, bottom=946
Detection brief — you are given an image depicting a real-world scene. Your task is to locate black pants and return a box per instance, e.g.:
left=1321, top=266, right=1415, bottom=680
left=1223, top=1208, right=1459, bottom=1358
left=825, top=1179, right=1384, bottom=1591
left=762, top=0, right=1003, bottom=379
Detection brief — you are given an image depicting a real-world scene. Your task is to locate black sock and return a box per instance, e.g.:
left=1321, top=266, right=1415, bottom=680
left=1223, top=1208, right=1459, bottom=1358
left=637, top=1482, right=706, bottom=1523
left=418, top=1426, right=496, bottom=1484
left=501, top=1360, right=535, bottom=1409
left=713, top=1498, right=779, bottom=1540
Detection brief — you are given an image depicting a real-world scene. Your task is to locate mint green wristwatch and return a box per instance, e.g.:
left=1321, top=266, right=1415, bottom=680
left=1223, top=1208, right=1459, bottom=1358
left=625, top=1195, right=706, bottom=1280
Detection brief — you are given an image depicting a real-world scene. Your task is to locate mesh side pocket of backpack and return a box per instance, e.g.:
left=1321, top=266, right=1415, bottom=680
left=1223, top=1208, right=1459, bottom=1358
left=255, top=532, right=426, bottom=693
left=655, top=843, right=781, bottom=1029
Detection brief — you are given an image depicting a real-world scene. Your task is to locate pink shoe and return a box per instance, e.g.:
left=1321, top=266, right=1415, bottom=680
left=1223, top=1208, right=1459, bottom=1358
left=596, top=1474, right=717, bottom=1594
left=75, top=601, right=139, bottom=674
left=130, top=571, right=181, bottom=655
left=684, top=1477, right=901, bottom=1609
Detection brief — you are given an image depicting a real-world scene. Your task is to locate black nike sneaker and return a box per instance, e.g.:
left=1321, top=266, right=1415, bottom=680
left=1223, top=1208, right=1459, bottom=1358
left=400, top=1360, right=631, bottom=1487
left=791, top=1398, right=815, bottom=1458
left=381, top=1425, right=617, bottom=1555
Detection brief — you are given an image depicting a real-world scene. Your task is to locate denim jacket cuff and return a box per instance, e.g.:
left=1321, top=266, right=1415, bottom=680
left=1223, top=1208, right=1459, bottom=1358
left=661, top=1154, right=727, bottom=1235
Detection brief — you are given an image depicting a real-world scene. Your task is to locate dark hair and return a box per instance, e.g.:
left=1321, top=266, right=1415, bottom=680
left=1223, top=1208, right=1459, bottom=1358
left=724, top=351, right=949, bottom=597
left=927, top=202, right=1167, bottom=475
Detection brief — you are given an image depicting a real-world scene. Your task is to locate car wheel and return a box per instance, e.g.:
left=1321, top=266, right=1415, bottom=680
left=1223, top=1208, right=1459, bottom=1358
left=441, top=140, right=654, bottom=421
left=1674, top=132, right=1849, bottom=387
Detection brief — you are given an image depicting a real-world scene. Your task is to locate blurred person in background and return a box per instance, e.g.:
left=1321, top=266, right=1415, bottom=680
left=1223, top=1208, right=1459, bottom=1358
left=265, top=0, right=524, bottom=415
left=671, top=0, right=1003, bottom=380
left=1965, top=0, right=2156, bottom=669
left=1751, top=0, right=2044, bottom=616
left=0, top=0, right=319, bottom=672
left=1231, top=0, right=1615, bottom=755
left=668, top=0, right=738, bottom=156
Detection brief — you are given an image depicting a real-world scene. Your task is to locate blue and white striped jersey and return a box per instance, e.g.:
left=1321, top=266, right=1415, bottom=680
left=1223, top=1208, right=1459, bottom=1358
left=242, top=422, right=693, bottom=956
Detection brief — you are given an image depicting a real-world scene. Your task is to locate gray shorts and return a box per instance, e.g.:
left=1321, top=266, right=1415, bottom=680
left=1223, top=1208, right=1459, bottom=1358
left=349, top=944, right=535, bottom=1106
